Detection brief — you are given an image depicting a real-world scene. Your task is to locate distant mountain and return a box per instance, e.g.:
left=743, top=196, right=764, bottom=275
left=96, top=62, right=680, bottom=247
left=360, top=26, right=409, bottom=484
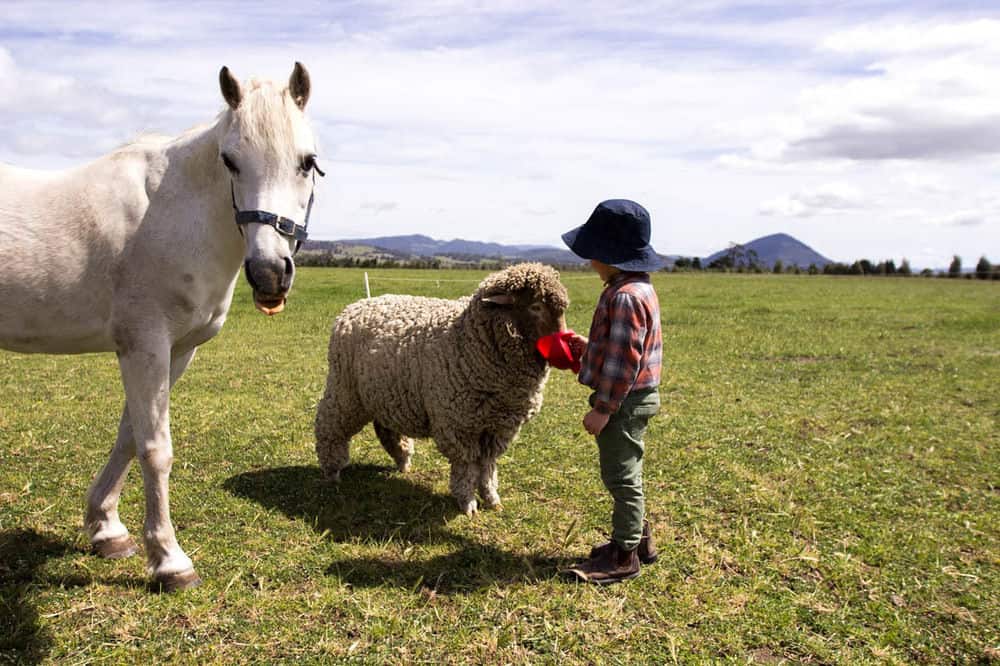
left=703, top=233, right=831, bottom=269
left=305, top=234, right=587, bottom=266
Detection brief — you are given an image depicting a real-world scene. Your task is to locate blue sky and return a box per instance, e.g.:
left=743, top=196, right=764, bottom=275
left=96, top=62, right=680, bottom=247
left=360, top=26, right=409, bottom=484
left=2, top=1, right=999, bottom=267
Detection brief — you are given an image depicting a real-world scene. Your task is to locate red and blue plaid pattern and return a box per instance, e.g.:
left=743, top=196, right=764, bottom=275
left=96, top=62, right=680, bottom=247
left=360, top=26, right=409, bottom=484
left=579, top=272, right=662, bottom=414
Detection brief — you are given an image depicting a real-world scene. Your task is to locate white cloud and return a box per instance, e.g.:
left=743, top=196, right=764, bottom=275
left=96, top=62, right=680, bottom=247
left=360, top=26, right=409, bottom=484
left=0, top=4, right=997, bottom=267
left=934, top=211, right=989, bottom=227
left=759, top=183, right=865, bottom=217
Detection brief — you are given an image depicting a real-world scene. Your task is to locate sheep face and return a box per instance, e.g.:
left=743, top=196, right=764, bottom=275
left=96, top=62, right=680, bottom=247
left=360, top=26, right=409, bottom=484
left=482, top=287, right=567, bottom=342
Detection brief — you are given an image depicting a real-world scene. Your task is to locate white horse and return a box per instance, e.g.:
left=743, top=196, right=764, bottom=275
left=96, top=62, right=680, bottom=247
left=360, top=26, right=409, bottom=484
left=0, top=63, right=323, bottom=591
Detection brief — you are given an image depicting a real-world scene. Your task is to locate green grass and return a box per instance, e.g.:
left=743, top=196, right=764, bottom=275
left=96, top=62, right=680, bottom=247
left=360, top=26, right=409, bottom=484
left=1, top=269, right=997, bottom=664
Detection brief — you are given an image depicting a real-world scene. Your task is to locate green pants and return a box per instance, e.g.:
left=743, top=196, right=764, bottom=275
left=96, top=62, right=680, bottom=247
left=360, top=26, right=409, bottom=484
left=591, top=388, right=660, bottom=551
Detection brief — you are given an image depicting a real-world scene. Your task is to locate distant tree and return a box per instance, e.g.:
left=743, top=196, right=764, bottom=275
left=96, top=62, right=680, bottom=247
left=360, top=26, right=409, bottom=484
left=976, top=256, right=992, bottom=280
left=920, top=268, right=934, bottom=277
left=850, top=261, right=864, bottom=275
left=859, top=259, right=874, bottom=275
left=899, top=259, right=912, bottom=276
left=824, top=262, right=849, bottom=275
left=772, top=259, right=784, bottom=274
left=673, top=257, right=691, bottom=270
left=807, top=263, right=819, bottom=275
left=692, top=257, right=702, bottom=270
left=708, top=255, right=733, bottom=271
left=884, top=259, right=896, bottom=275
left=949, top=255, right=962, bottom=278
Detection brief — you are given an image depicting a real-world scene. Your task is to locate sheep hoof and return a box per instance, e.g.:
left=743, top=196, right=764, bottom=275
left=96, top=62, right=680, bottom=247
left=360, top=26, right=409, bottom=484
left=396, top=461, right=411, bottom=474
left=92, top=535, right=139, bottom=559
left=481, top=494, right=502, bottom=510
left=152, top=569, right=202, bottom=593
left=323, top=468, right=342, bottom=484
left=459, top=499, right=478, bottom=516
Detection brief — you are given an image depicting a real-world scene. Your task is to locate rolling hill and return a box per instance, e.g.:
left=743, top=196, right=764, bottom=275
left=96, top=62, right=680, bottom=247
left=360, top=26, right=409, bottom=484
left=301, top=232, right=831, bottom=270
left=703, top=233, right=831, bottom=269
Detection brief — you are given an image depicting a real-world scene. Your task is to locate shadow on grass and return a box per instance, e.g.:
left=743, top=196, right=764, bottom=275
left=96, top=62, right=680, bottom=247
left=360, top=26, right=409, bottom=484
left=0, top=529, right=148, bottom=664
left=0, top=530, right=72, bottom=664
left=224, top=465, right=565, bottom=593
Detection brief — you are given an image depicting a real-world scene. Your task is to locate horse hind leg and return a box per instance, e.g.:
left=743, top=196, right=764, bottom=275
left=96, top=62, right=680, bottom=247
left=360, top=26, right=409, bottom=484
left=374, top=421, right=414, bottom=473
left=314, top=387, right=368, bottom=483
left=85, top=405, right=140, bottom=559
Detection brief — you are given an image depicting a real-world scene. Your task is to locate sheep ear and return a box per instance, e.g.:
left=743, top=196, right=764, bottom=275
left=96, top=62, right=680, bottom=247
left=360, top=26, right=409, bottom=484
left=482, top=293, right=514, bottom=306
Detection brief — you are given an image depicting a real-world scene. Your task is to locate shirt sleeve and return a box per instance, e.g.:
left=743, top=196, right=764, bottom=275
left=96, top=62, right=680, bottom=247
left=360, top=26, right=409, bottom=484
left=593, top=292, right=646, bottom=414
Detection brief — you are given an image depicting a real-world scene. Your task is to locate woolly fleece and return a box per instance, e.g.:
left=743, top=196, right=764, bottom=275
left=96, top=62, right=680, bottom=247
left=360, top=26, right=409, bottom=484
left=315, top=263, right=569, bottom=514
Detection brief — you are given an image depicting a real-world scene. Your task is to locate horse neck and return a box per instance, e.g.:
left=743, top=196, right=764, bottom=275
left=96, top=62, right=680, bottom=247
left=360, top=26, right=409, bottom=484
left=157, top=119, right=243, bottom=266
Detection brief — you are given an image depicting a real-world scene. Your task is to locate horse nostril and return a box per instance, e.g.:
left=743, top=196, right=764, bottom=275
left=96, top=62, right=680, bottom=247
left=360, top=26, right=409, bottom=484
left=280, top=256, right=295, bottom=291
left=243, top=259, right=260, bottom=292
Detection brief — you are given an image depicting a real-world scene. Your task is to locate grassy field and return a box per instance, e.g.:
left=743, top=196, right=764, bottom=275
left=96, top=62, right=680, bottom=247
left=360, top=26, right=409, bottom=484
left=1, top=268, right=997, bottom=664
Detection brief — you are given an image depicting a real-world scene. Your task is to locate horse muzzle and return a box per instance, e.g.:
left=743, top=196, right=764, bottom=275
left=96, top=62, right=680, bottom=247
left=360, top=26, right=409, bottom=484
left=244, top=257, right=294, bottom=316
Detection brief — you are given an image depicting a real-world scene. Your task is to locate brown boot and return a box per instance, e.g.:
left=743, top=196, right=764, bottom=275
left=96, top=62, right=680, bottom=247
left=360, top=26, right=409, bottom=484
left=564, top=541, right=640, bottom=585
left=589, top=520, right=658, bottom=565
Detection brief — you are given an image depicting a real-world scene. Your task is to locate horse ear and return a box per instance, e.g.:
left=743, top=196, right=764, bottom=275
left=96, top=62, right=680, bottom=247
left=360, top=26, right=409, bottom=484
left=289, top=61, right=310, bottom=110
left=219, top=66, right=242, bottom=109
left=482, top=293, right=515, bottom=306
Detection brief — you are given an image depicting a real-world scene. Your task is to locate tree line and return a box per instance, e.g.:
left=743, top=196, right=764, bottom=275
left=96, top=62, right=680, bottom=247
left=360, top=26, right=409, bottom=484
left=297, top=248, right=999, bottom=279
left=671, top=253, right=998, bottom=279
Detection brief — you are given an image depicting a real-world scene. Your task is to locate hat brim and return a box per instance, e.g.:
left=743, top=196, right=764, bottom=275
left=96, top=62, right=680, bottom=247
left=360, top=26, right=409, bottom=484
left=562, top=225, right=666, bottom=272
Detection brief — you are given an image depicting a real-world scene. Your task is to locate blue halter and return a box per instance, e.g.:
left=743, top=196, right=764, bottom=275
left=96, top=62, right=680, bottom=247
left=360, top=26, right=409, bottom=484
left=231, top=164, right=324, bottom=254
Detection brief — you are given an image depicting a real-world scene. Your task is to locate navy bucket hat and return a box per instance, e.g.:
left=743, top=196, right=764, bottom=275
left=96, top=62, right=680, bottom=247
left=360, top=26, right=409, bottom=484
left=561, top=199, right=665, bottom=272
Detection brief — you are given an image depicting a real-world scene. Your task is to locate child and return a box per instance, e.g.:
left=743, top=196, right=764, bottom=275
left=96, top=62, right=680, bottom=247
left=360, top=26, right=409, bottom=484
left=561, top=199, right=664, bottom=585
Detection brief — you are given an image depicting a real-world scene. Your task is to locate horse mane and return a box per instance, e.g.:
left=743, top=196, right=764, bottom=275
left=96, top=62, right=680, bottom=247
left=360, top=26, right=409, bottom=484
left=224, top=78, right=304, bottom=168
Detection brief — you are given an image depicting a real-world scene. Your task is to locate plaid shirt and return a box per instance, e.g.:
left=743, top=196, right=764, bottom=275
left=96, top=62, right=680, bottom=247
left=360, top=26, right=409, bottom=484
left=579, top=272, right=662, bottom=414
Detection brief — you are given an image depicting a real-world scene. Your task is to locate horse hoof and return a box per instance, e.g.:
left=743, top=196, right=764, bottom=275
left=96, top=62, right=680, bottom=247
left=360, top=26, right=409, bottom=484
left=153, top=569, right=202, bottom=593
left=92, top=535, right=139, bottom=559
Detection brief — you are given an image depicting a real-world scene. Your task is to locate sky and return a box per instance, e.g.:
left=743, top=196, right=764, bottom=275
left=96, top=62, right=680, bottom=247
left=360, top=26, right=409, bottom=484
left=2, top=1, right=999, bottom=268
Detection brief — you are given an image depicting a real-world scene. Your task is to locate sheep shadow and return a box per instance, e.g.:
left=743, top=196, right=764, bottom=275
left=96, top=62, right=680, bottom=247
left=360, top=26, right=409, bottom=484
left=223, top=465, right=565, bottom=593
left=0, top=530, right=74, bottom=664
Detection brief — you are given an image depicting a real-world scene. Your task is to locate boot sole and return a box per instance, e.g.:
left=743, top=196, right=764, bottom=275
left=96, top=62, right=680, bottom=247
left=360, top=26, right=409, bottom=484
left=641, top=554, right=658, bottom=565
left=589, top=570, right=641, bottom=585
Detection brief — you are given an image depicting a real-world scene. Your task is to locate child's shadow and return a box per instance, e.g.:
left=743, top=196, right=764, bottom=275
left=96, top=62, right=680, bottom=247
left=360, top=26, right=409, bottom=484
left=223, top=465, right=563, bottom=593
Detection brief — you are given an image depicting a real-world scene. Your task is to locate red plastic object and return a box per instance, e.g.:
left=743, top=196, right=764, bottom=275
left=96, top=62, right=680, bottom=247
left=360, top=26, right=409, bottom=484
left=536, top=330, right=582, bottom=372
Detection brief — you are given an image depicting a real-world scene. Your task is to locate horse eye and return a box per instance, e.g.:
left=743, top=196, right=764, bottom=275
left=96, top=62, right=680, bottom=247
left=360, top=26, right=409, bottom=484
left=300, top=154, right=316, bottom=174
left=221, top=154, right=239, bottom=175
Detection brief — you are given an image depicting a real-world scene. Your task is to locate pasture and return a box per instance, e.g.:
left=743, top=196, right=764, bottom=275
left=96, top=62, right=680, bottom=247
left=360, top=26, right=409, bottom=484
left=1, top=269, right=997, bottom=664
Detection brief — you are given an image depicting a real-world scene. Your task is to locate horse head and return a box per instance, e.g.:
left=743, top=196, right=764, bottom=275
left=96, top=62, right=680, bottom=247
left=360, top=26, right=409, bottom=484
left=218, top=62, right=321, bottom=316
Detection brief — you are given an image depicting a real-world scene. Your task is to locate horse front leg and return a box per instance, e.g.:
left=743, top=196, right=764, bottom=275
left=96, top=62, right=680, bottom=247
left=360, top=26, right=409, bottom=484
left=118, top=342, right=200, bottom=591
left=85, top=348, right=197, bottom=563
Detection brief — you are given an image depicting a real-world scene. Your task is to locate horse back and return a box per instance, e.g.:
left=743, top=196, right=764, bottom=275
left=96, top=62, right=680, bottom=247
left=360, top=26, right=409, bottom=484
left=0, top=150, right=153, bottom=353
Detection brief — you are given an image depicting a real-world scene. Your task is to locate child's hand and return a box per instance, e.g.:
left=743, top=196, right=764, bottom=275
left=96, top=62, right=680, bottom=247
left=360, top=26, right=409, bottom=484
left=583, top=408, right=610, bottom=435
left=566, top=333, right=588, bottom=359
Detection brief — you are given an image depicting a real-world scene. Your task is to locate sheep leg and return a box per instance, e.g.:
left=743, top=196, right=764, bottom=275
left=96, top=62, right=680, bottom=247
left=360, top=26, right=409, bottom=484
left=477, top=458, right=502, bottom=510
left=374, top=421, right=414, bottom=473
left=449, top=460, right=479, bottom=516
left=314, top=387, right=367, bottom=483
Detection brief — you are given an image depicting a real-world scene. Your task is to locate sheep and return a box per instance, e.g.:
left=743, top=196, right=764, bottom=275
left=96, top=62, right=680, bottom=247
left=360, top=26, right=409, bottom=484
left=315, top=263, right=569, bottom=515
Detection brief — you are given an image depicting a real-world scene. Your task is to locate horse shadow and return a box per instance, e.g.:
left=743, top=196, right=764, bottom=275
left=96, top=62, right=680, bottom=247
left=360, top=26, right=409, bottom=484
left=0, top=524, right=184, bottom=663
left=223, top=465, right=565, bottom=593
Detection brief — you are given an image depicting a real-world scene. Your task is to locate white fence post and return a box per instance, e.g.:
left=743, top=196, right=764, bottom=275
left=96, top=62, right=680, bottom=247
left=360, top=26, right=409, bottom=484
left=364, top=271, right=371, bottom=299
